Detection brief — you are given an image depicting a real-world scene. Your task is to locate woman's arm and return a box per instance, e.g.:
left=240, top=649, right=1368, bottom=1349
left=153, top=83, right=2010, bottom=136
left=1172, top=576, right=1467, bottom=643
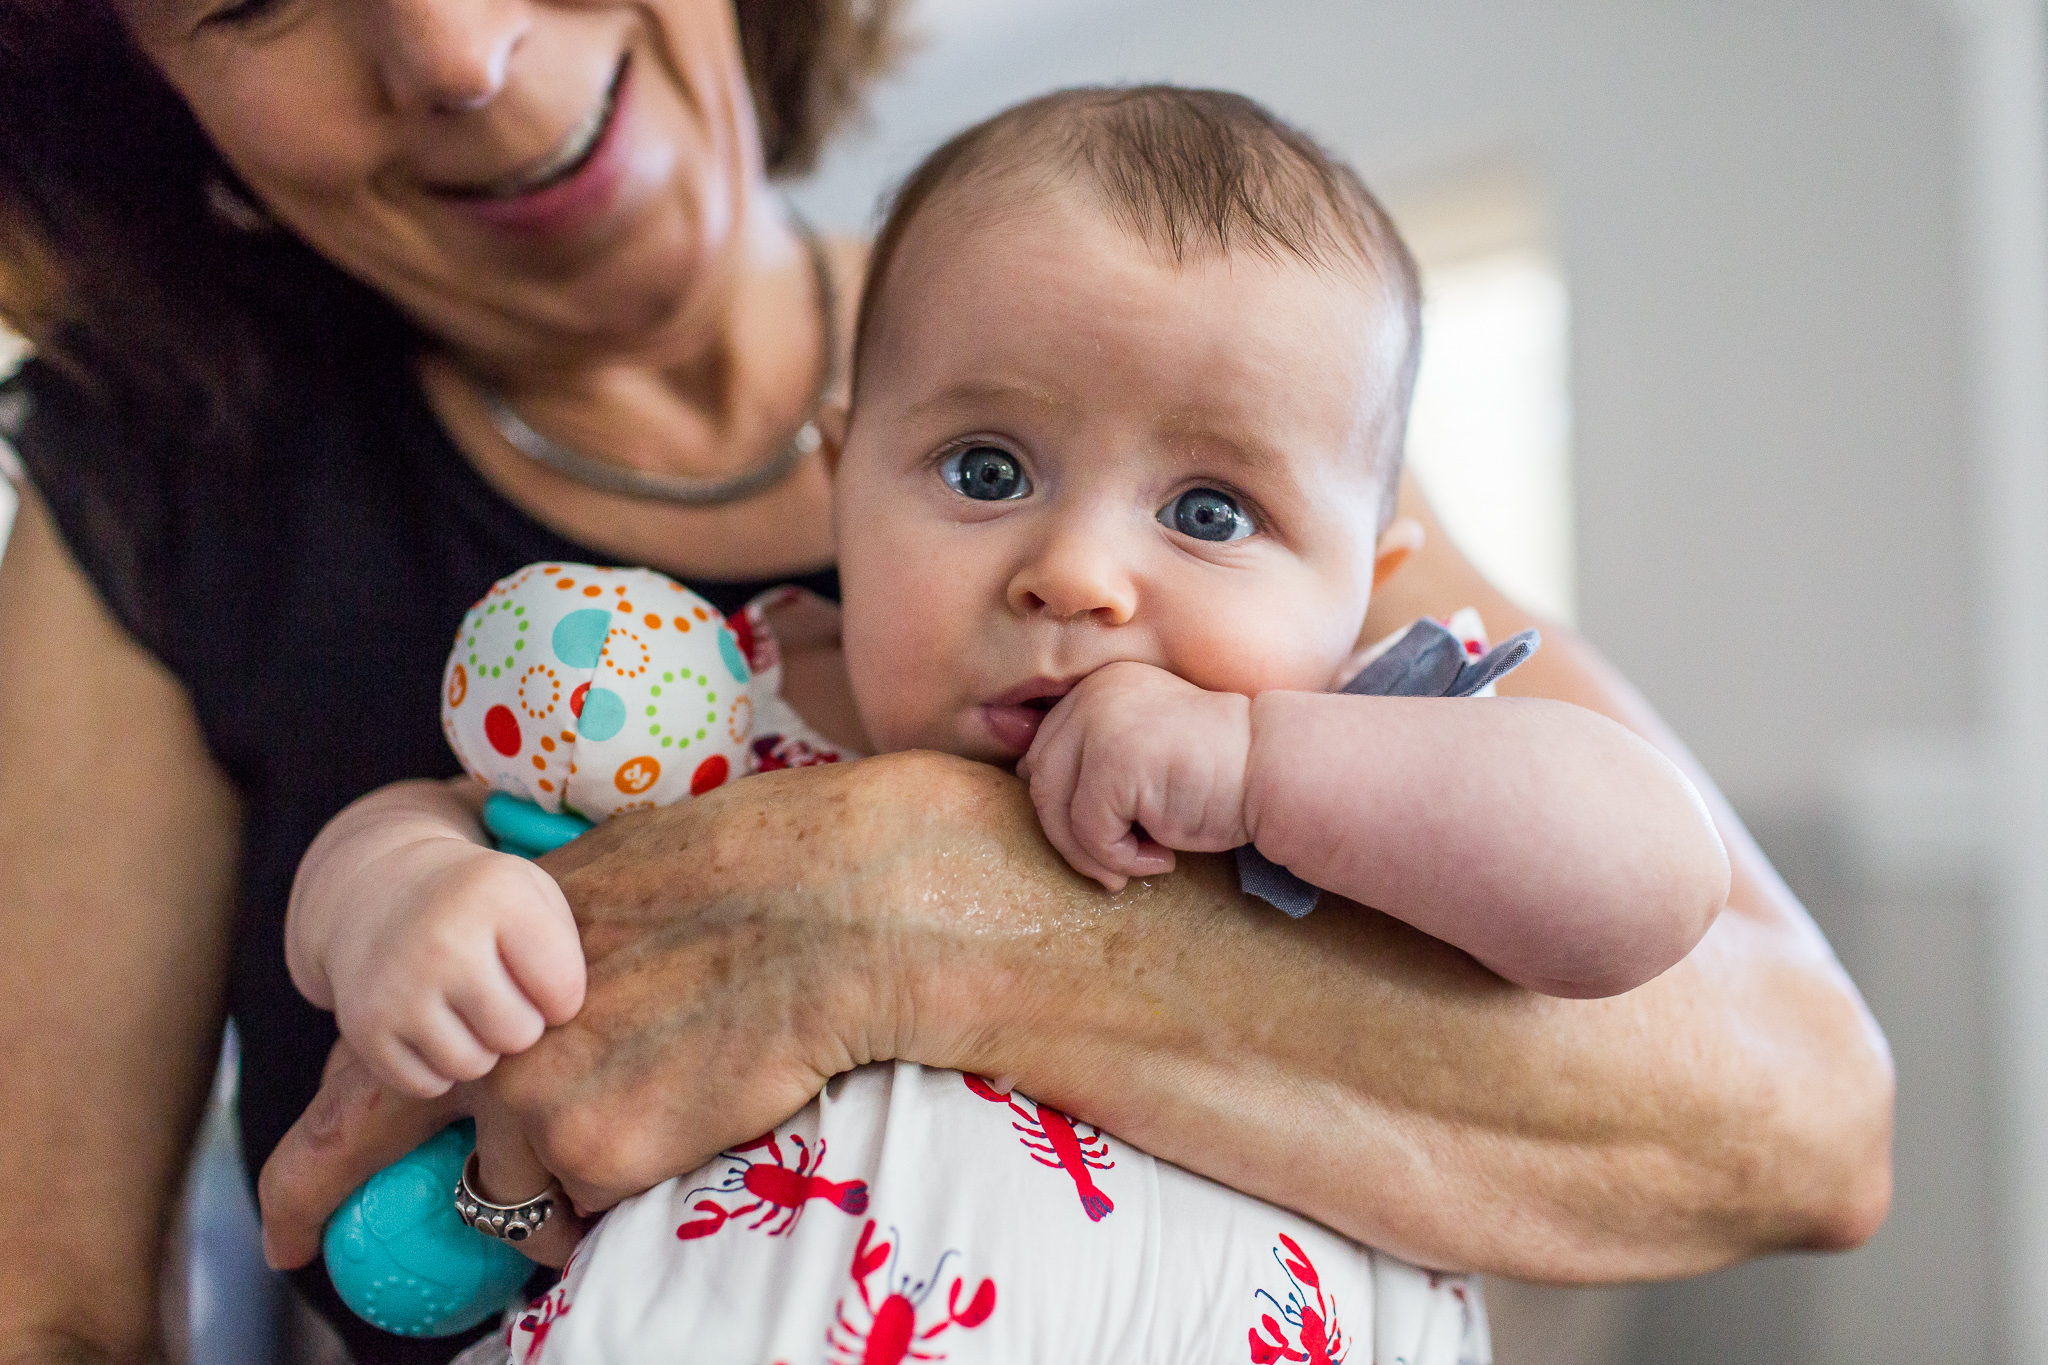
left=261, top=475, right=1891, bottom=1282
left=0, top=487, right=242, bottom=1362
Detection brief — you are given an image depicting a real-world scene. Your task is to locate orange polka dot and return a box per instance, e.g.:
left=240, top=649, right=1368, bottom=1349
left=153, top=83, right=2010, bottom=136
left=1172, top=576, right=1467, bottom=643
left=560, top=730, right=576, bottom=743
left=556, top=579, right=576, bottom=590
left=532, top=756, right=546, bottom=770
left=447, top=664, right=468, bottom=708
left=539, top=779, right=555, bottom=793
left=674, top=617, right=692, bottom=631
left=541, top=736, right=556, bottom=752
left=584, top=585, right=603, bottom=597
left=645, top=614, right=663, bottom=629
left=693, top=607, right=709, bottom=621
left=614, top=756, right=661, bottom=795
left=616, top=585, right=628, bottom=596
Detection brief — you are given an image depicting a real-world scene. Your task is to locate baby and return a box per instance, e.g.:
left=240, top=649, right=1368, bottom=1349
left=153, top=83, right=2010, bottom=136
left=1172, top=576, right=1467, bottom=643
left=291, top=87, right=1728, bottom=1364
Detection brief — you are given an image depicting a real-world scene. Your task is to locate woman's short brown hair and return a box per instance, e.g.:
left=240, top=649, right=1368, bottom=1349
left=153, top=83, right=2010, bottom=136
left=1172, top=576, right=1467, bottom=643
left=0, top=0, right=901, bottom=449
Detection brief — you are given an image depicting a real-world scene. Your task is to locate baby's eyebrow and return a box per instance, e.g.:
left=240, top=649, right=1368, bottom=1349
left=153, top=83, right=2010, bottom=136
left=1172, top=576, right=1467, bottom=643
left=1154, top=414, right=1286, bottom=475
left=903, top=377, right=1068, bottom=421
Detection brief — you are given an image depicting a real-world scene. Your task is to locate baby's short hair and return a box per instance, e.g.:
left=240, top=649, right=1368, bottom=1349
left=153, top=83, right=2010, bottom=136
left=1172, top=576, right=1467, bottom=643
left=852, top=85, right=1423, bottom=524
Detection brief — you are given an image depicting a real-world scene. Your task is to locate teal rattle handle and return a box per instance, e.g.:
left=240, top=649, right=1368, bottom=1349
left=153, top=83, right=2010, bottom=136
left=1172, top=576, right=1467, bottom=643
left=324, top=797, right=590, bottom=1336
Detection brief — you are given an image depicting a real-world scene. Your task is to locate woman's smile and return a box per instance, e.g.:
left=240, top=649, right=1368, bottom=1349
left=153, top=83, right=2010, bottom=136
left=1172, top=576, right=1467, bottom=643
left=430, top=53, right=630, bottom=214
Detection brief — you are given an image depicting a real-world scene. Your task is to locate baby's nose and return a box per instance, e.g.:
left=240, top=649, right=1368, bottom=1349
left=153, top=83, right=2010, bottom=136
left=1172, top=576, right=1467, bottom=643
left=1006, top=524, right=1137, bottom=626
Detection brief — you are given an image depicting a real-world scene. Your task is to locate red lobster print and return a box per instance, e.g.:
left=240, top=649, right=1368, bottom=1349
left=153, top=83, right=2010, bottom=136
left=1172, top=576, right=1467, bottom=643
left=511, top=1272, right=574, bottom=1364
left=826, top=1220, right=995, bottom=1365
left=964, top=1073, right=1115, bottom=1220
left=676, top=1131, right=869, bottom=1240
left=1248, top=1234, right=1349, bottom=1365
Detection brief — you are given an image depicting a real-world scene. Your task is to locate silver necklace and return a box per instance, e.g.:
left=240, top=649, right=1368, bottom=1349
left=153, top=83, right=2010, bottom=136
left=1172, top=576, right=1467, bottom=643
left=483, top=211, right=837, bottom=506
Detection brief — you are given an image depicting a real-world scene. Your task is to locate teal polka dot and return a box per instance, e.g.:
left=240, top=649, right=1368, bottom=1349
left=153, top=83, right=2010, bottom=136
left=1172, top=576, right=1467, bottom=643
left=718, top=628, right=751, bottom=682
left=578, top=687, right=626, bottom=741
left=552, top=609, right=614, bottom=668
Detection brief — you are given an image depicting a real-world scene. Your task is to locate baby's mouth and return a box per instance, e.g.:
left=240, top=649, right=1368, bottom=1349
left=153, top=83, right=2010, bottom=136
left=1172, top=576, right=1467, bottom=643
left=980, top=679, right=1076, bottom=754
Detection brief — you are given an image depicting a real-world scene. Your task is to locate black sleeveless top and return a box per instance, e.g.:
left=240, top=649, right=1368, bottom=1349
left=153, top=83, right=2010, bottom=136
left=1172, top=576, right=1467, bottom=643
left=2, top=350, right=837, bottom=1361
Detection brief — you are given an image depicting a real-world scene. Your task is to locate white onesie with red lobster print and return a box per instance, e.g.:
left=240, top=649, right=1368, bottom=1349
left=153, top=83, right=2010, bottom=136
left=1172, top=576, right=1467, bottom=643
left=499, top=601, right=1493, bottom=1365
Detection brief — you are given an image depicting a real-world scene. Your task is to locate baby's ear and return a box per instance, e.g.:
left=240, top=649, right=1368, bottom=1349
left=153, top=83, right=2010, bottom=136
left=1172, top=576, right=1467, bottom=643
left=815, top=401, right=850, bottom=477
left=1371, top=516, right=1425, bottom=590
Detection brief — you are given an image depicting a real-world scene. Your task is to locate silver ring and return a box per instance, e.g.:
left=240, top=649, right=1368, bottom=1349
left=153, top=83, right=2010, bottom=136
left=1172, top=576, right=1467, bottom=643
left=453, top=1149, right=556, bottom=1243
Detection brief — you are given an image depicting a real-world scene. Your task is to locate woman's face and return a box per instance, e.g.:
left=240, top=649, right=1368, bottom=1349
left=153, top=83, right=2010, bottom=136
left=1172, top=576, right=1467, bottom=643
left=119, top=0, right=769, bottom=363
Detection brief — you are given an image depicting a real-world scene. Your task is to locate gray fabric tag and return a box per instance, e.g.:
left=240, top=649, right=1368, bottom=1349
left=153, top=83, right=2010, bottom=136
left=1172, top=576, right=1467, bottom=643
left=1235, top=622, right=1541, bottom=916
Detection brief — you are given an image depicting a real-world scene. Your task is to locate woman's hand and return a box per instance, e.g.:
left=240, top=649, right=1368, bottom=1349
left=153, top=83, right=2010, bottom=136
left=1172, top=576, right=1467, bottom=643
left=261, top=752, right=952, bottom=1267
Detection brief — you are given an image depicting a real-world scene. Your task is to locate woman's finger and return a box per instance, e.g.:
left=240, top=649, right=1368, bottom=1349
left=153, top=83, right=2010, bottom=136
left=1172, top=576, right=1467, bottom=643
left=258, top=1040, right=462, bottom=1270
left=471, top=1096, right=587, bottom=1268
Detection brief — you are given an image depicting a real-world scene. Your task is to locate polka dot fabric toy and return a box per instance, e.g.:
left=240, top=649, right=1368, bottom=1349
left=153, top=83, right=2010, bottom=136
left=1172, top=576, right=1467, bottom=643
left=442, top=564, right=758, bottom=820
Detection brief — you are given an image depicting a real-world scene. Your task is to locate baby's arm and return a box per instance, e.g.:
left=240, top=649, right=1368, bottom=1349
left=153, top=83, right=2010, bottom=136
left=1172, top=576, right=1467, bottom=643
left=286, top=778, right=587, bottom=1097
left=1021, top=662, right=1730, bottom=998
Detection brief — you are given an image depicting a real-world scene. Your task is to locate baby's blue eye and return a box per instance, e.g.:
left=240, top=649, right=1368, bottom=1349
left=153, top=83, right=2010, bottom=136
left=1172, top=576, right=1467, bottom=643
left=942, top=445, right=1031, bottom=501
left=1161, top=488, right=1252, bottom=542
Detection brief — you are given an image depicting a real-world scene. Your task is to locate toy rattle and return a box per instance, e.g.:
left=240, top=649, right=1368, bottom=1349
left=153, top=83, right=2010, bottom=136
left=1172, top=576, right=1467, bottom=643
left=324, top=564, right=763, bottom=1336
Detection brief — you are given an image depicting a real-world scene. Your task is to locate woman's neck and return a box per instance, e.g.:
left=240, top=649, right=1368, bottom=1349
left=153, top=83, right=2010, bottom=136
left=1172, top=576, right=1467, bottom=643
left=418, top=191, right=859, bottom=582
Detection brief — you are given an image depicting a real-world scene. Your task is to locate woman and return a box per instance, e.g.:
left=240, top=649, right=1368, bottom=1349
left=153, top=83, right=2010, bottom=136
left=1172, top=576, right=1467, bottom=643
left=0, top=2, right=1892, bottom=1361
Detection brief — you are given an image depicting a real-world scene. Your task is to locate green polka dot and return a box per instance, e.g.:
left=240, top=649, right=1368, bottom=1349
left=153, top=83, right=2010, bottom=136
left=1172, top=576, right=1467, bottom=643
left=649, top=724, right=661, bottom=736
left=646, top=705, right=658, bottom=717
left=705, top=710, right=716, bottom=722
left=707, top=692, right=718, bottom=703
left=519, top=621, right=530, bottom=632
left=514, top=607, right=525, bottom=617
left=662, top=737, right=674, bottom=748
left=515, top=640, right=526, bottom=651
left=650, top=685, right=662, bottom=697
left=696, top=728, right=707, bottom=740
left=663, top=672, right=675, bottom=683
left=504, top=655, right=515, bottom=668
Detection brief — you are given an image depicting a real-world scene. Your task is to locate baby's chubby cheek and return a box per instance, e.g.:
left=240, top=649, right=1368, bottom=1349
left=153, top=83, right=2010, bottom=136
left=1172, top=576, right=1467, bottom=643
left=837, top=579, right=974, bottom=758
left=1156, top=581, right=1369, bottom=699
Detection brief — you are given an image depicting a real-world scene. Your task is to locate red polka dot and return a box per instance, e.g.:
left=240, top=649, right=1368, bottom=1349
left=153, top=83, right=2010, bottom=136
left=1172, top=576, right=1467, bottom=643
left=485, top=705, right=522, bottom=757
left=690, top=755, right=731, bottom=796
left=570, top=682, right=591, bottom=717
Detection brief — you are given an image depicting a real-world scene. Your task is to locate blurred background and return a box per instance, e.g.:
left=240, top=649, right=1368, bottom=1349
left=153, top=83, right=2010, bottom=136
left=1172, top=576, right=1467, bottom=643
left=5, top=1, right=2046, bottom=1360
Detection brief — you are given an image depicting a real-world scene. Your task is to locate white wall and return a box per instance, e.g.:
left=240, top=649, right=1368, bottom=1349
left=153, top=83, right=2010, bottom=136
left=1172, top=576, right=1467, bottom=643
left=790, top=5, right=1998, bottom=1362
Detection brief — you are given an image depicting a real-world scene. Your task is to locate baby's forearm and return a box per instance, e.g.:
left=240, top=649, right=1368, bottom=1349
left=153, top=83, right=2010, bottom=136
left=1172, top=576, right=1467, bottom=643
left=284, top=777, right=489, bottom=1010
left=1243, top=692, right=1730, bottom=996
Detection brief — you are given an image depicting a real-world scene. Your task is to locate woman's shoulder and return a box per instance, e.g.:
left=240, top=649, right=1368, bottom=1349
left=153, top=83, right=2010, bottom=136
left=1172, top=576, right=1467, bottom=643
left=0, top=344, right=426, bottom=667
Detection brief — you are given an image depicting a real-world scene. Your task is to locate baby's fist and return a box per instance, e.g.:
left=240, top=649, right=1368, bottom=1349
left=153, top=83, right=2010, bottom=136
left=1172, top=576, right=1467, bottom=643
left=1018, top=662, right=1253, bottom=891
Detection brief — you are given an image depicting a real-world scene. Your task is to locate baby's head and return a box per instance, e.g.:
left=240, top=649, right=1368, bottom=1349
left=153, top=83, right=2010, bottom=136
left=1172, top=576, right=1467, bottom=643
left=827, top=85, right=1424, bottom=765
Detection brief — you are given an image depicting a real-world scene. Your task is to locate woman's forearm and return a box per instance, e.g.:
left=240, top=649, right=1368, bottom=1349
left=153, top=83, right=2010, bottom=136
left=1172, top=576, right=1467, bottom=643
left=883, top=749, right=1889, bottom=1281
left=0, top=490, right=244, bottom=1361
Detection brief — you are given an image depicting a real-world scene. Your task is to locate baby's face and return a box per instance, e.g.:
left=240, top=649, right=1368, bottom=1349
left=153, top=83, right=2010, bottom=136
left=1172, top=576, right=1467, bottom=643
left=834, top=190, right=1408, bottom=764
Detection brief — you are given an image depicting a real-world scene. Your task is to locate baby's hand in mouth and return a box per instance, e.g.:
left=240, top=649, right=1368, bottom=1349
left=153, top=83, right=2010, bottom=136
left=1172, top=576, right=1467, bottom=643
left=1017, top=662, right=1255, bottom=892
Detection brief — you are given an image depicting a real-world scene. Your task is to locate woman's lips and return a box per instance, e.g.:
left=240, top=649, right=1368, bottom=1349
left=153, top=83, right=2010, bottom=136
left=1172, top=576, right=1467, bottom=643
left=436, top=57, right=633, bottom=233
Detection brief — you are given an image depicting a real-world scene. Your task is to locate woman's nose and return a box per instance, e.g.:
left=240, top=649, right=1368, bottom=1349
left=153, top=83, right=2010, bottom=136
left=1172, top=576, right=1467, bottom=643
left=1006, top=524, right=1139, bottom=626
left=372, top=0, right=527, bottom=115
